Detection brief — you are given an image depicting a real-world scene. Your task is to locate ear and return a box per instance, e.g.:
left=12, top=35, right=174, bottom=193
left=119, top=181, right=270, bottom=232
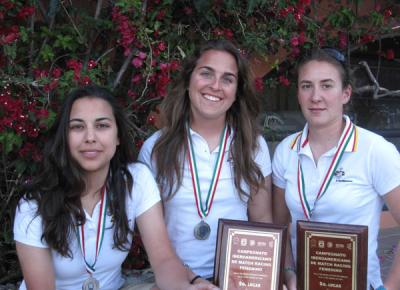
left=342, top=85, right=352, bottom=105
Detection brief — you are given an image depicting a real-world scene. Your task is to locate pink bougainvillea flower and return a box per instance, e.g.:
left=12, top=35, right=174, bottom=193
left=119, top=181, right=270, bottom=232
left=51, top=67, right=63, bottom=78
left=135, top=139, right=144, bottom=150
left=43, top=80, right=59, bottom=92
left=360, top=34, right=375, bottom=44
left=224, top=28, right=234, bottom=40
left=87, top=60, right=97, bottom=69
left=159, top=62, right=169, bottom=72
left=183, top=7, right=193, bottom=15
left=132, top=57, right=143, bottom=68
left=385, top=49, right=395, bottom=60
left=254, top=77, right=264, bottom=92
left=131, top=74, right=142, bottom=83
left=290, top=36, right=299, bottom=47
left=384, top=9, right=392, bottom=18
left=16, top=6, right=35, bottom=19
left=33, top=69, right=48, bottom=79
left=1, top=31, right=19, bottom=44
left=213, top=28, right=224, bottom=36
left=299, top=0, right=311, bottom=6
left=338, top=31, right=347, bottom=49
left=279, top=75, right=290, bottom=86
left=158, top=41, right=166, bottom=51
left=79, top=76, right=91, bottom=85
left=138, top=51, right=147, bottom=59
left=35, top=108, right=49, bottom=119
left=147, top=115, right=156, bottom=126
left=298, top=31, right=306, bottom=45
left=170, top=60, right=180, bottom=71
left=156, top=10, right=166, bottom=21
left=127, top=90, right=138, bottom=100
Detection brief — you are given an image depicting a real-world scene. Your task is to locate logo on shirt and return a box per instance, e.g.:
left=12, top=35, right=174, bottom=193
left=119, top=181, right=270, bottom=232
left=334, top=167, right=352, bottom=183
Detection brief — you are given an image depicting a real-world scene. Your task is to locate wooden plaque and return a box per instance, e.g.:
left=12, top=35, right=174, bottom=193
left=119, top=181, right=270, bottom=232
left=297, top=220, right=368, bottom=290
left=213, top=219, right=287, bottom=290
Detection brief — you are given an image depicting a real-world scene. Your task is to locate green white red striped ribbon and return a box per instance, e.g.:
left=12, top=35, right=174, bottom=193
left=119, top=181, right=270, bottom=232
left=76, top=186, right=107, bottom=274
left=186, top=124, right=229, bottom=219
left=297, top=121, right=355, bottom=220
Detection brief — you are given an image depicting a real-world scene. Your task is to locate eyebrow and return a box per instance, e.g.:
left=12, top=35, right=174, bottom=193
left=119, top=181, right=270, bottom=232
left=299, top=79, right=334, bottom=84
left=69, top=117, right=112, bottom=123
left=198, top=66, right=238, bottom=79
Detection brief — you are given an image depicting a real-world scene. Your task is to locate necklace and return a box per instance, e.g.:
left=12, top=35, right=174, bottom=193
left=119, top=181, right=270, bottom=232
left=76, top=185, right=107, bottom=290
left=187, top=124, right=229, bottom=240
left=296, top=120, right=356, bottom=220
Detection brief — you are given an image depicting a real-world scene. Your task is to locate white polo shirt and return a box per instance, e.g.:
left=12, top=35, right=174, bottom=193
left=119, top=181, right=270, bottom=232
left=14, top=163, right=161, bottom=290
left=139, top=128, right=272, bottom=277
left=272, top=115, right=400, bottom=289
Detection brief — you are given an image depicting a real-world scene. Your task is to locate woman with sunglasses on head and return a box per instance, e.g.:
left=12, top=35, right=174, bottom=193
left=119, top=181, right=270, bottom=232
left=272, top=48, right=400, bottom=290
left=14, top=86, right=218, bottom=290
left=138, top=39, right=273, bottom=282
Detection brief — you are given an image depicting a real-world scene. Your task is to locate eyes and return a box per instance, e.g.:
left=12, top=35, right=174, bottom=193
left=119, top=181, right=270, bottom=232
left=197, top=68, right=237, bottom=85
left=299, top=82, right=334, bottom=90
left=69, top=122, right=112, bottom=131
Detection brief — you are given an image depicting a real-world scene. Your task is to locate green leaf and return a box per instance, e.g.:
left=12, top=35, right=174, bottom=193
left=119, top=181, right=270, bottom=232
left=15, top=159, right=28, bottom=175
left=54, top=35, right=75, bottom=50
left=3, top=43, right=17, bottom=60
left=19, top=27, right=30, bottom=43
left=41, top=110, right=57, bottom=129
left=39, top=44, right=55, bottom=62
left=0, top=132, right=23, bottom=154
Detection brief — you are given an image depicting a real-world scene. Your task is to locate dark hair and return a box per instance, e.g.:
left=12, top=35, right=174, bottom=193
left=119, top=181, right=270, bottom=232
left=297, top=48, right=351, bottom=88
left=22, top=85, right=137, bottom=257
left=152, top=39, right=265, bottom=200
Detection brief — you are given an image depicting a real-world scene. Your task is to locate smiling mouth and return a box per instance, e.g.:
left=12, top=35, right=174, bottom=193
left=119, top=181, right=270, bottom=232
left=81, top=151, right=100, bottom=158
left=203, top=94, right=221, bottom=102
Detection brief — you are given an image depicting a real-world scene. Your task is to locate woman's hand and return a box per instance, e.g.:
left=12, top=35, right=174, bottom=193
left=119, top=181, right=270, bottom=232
left=188, top=280, right=219, bottom=290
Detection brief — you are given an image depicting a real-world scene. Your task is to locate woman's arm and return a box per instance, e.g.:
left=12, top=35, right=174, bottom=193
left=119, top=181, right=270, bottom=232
left=383, top=185, right=400, bottom=290
left=273, top=185, right=297, bottom=290
left=16, top=242, right=55, bottom=290
left=248, top=175, right=273, bottom=223
left=136, top=202, right=218, bottom=290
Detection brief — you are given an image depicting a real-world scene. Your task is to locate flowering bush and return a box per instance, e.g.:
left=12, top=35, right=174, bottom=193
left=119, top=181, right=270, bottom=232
left=0, top=0, right=398, bottom=283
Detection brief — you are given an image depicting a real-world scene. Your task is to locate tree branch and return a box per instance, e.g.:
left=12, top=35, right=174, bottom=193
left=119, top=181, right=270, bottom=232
left=112, top=49, right=136, bottom=89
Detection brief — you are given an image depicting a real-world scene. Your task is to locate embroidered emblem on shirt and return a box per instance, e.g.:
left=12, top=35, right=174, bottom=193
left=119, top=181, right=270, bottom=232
left=334, top=167, right=352, bottom=182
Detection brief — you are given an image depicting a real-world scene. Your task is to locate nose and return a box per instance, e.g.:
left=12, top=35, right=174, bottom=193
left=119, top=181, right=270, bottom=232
left=209, top=77, right=221, bottom=91
left=310, top=87, right=322, bottom=102
left=85, top=126, right=96, bottom=143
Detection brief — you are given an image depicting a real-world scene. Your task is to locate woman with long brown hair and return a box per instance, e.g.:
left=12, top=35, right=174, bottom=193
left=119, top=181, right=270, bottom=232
left=14, top=85, right=218, bottom=290
left=139, top=39, right=273, bottom=281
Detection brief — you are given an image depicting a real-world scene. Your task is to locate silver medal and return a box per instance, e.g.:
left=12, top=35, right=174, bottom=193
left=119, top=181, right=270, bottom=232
left=194, top=220, right=211, bottom=240
left=82, top=276, right=100, bottom=290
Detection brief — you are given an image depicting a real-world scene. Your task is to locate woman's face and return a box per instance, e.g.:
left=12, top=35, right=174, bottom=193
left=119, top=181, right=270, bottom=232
left=68, top=97, right=119, bottom=177
left=188, top=49, right=238, bottom=125
left=297, top=60, right=351, bottom=129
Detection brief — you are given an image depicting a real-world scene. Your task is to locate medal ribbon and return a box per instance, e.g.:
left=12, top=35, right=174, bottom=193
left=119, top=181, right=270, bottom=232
left=187, top=124, right=229, bottom=219
left=76, top=186, right=107, bottom=274
left=297, top=121, right=355, bottom=220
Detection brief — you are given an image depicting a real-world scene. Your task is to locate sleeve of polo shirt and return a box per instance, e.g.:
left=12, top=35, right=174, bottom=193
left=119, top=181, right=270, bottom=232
left=14, top=199, right=48, bottom=248
left=255, top=135, right=272, bottom=177
left=272, top=139, right=288, bottom=189
left=369, top=137, right=400, bottom=196
left=138, top=131, right=161, bottom=176
left=131, top=163, right=161, bottom=218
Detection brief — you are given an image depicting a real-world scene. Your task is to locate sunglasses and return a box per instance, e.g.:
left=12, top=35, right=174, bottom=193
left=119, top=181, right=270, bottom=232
left=322, top=47, right=346, bottom=64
